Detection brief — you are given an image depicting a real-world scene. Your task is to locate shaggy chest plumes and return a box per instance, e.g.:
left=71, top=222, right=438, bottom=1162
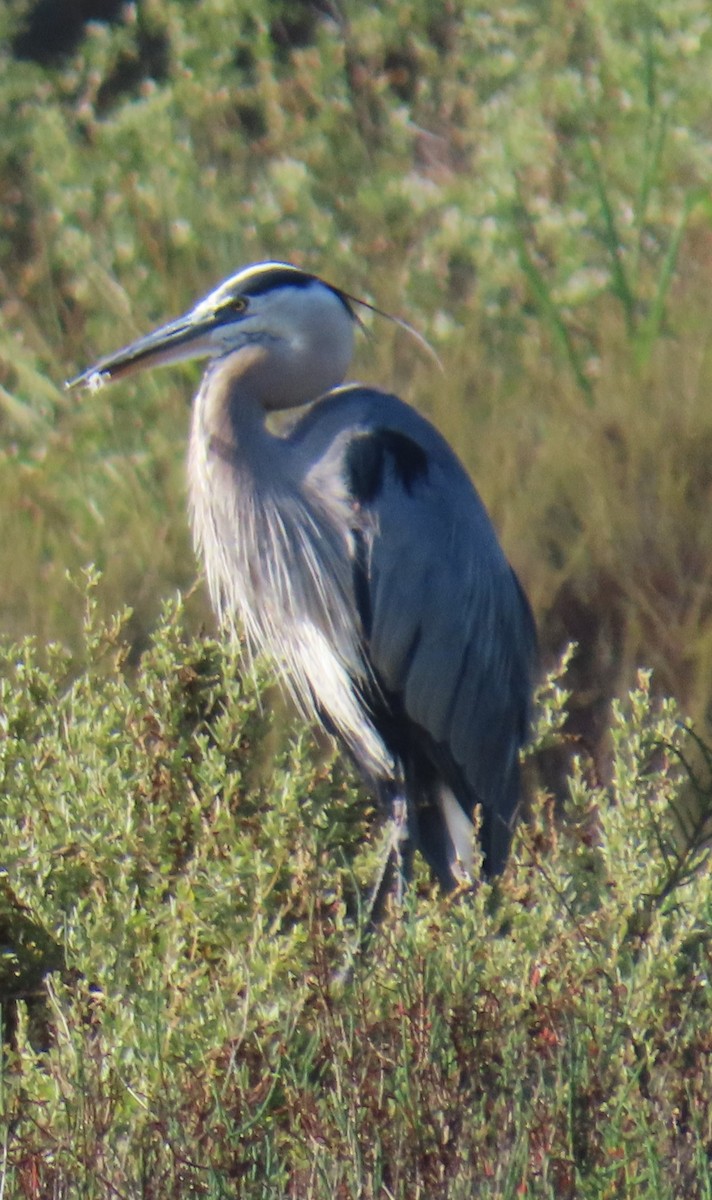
left=187, top=380, right=394, bottom=780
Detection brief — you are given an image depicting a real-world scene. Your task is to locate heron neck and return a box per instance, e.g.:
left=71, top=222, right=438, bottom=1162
left=196, top=356, right=277, bottom=466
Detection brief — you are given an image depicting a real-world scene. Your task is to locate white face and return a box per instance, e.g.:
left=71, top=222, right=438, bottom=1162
left=204, top=277, right=356, bottom=408
left=195, top=265, right=353, bottom=355
left=66, top=262, right=356, bottom=402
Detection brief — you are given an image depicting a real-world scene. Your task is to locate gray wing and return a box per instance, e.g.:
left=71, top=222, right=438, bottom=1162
left=342, top=413, right=536, bottom=870
left=291, top=385, right=536, bottom=875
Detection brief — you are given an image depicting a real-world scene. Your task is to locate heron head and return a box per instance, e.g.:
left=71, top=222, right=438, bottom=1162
left=66, top=261, right=358, bottom=409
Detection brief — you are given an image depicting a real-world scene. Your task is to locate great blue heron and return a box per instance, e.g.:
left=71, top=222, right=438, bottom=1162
left=67, top=261, right=536, bottom=917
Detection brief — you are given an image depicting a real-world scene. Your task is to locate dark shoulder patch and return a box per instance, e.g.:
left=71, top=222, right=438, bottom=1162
left=383, top=430, right=429, bottom=493
left=345, top=434, right=385, bottom=504
left=345, top=428, right=429, bottom=505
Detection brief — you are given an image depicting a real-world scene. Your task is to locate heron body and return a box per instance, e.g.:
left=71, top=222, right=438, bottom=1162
left=69, top=262, right=536, bottom=900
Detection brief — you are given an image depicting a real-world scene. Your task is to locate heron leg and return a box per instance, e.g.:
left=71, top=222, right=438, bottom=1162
left=390, top=794, right=414, bottom=904
left=333, top=777, right=415, bottom=984
left=332, top=787, right=415, bottom=988
left=363, top=790, right=415, bottom=929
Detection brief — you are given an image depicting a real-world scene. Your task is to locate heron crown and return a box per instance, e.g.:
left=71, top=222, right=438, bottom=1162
left=194, top=262, right=355, bottom=324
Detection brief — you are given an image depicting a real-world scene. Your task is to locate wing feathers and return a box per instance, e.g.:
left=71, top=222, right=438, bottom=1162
left=291, top=384, right=535, bottom=879
left=348, top=423, right=535, bottom=835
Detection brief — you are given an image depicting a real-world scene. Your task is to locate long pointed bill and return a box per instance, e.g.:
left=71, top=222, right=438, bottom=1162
left=65, top=311, right=221, bottom=393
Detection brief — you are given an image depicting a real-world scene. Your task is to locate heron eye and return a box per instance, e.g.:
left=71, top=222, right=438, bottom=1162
left=221, top=295, right=248, bottom=316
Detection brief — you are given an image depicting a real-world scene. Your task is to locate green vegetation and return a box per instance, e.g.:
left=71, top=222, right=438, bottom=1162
left=1, top=1, right=712, bottom=1195
left=0, top=592, right=710, bottom=1196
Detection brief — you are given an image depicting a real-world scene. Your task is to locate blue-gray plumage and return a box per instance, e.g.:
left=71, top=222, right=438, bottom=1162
left=67, top=261, right=536, bottom=910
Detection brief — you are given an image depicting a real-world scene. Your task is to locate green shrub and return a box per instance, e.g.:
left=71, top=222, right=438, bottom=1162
left=0, top=588, right=709, bottom=1197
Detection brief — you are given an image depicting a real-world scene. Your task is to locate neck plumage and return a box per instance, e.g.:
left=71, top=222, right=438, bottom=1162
left=192, top=350, right=273, bottom=461
left=185, top=348, right=393, bottom=781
